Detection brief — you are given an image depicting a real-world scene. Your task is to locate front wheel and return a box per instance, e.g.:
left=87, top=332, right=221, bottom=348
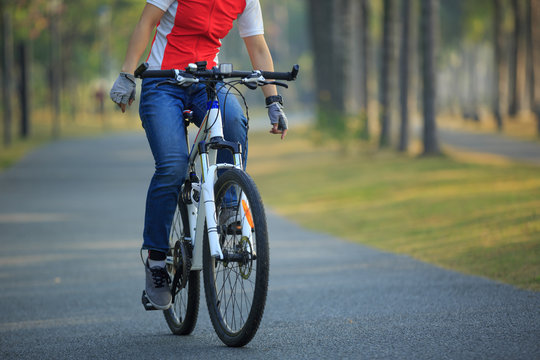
left=203, top=168, right=269, bottom=347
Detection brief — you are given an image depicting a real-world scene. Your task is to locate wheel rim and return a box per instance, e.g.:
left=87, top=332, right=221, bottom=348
left=166, top=205, right=189, bottom=326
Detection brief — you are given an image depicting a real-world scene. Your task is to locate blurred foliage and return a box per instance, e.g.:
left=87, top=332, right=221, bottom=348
left=3, top=0, right=308, bottom=113
left=11, top=0, right=142, bottom=79
left=1, top=0, right=538, bottom=142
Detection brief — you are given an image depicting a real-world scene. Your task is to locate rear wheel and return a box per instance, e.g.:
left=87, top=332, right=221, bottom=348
left=163, top=196, right=200, bottom=335
left=203, top=169, right=269, bottom=347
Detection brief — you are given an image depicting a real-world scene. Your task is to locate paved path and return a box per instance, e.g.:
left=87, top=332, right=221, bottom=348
left=1, top=133, right=539, bottom=359
left=255, top=112, right=540, bottom=165
left=439, top=128, right=540, bottom=165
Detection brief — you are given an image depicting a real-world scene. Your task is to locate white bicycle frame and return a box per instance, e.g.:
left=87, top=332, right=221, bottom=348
left=181, top=95, right=252, bottom=271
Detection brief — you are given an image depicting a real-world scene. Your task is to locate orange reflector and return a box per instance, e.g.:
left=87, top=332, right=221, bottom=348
left=241, top=200, right=254, bottom=229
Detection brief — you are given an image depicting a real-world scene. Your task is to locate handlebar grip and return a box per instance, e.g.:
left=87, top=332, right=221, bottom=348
left=134, top=63, right=148, bottom=78
left=261, top=64, right=299, bottom=81
left=134, top=63, right=176, bottom=79
left=261, top=71, right=289, bottom=80
left=140, top=70, right=176, bottom=78
left=290, top=64, right=299, bottom=80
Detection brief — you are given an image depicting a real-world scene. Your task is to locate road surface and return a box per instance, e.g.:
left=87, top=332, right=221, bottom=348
left=0, top=133, right=539, bottom=359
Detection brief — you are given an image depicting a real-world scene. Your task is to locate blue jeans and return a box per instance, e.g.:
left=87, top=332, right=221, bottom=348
left=139, top=78, right=248, bottom=253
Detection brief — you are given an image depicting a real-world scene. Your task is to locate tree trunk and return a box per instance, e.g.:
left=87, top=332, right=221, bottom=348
left=399, top=0, right=412, bottom=152
left=309, top=0, right=351, bottom=137
left=345, top=0, right=360, bottom=116
left=409, top=0, right=420, bottom=119
left=18, top=41, right=30, bottom=139
left=464, top=46, right=479, bottom=121
left=493, top=0, right=504, bottom=131
left=50, top=1, right=62, bottom=139
left=379, top=0, right=399, bottom=148
left=421, top=0, right=440, bottom=155
left=525, top=0, right=534, bottom=111
left=308, top=0, right=334, bottom=132
left=359, top=0, right=371, bottom=140
left=531, top=0, right=540, bottom=135
left=1, top=5, right=14, bottom=147
left=508, top=0, right=522, bottom=117
left=331, top=0, right=348, bottom=116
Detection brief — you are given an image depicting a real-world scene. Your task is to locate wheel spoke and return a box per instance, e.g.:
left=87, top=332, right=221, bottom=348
left=214, top=193, right=256, bottom=332
left=164, top=200, right=199, bottom=336
left=204, top=169, right=268, bottom=346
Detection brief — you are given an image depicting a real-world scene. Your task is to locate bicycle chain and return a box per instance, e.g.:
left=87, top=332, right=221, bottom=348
left=171, top=240, right=192, bottom=297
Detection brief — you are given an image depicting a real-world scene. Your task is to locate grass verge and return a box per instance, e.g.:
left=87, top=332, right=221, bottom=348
left=247, top=127, right=540, bottom=291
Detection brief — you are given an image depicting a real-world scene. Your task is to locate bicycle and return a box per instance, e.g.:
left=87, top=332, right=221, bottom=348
left=135, top=61, right=299, bottom=347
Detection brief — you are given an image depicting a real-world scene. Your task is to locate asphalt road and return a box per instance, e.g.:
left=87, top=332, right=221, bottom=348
left=439, top=128, right=540, bottom=165
left=1, top=133, right=539, bottom=359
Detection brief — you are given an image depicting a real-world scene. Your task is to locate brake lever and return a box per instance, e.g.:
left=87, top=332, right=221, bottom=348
left=155, top=73, right=199, bottom=88
left=264, top=81, right=289, bottom=89
left=155, top=79, right=179, bottom=87
left=243, top=82, right=258, bottom=90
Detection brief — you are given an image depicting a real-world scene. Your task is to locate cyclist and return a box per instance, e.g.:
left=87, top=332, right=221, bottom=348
left=109, top=0, right=289, bottom=310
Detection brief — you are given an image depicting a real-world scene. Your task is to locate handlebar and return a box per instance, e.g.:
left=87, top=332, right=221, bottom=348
left=134, top=62, right=299, bottom=82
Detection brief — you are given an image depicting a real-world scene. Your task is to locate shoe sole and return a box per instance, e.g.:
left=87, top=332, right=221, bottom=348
left=142, top=290, right=172, bottom=310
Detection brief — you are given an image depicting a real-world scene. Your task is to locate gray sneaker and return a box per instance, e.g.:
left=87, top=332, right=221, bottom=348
left=144, top=261, right=172, bottom=310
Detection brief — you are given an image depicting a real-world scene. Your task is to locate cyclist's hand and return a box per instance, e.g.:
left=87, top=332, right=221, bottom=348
left=110, top=72, right=136, bottom=113
left=267, top=102, right=288, bottom=139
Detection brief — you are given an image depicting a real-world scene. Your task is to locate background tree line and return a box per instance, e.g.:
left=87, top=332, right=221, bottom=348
left=308, top=0, right=540, bottom=155
left=1, top=0, right=539, bottom=151
left=0, top=0, right=147, bottom=146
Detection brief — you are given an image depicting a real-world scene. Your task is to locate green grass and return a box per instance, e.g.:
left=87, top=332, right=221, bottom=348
left=247, top=127, right=540, bottom=291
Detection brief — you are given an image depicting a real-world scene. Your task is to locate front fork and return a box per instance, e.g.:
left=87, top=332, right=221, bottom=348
left=190, top=143, right=244, bottom=270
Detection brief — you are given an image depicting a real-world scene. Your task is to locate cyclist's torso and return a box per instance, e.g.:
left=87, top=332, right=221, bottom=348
left=146, top=0, right=264, bottom=70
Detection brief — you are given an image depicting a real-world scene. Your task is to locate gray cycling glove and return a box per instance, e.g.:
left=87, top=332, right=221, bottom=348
left=267, top=102, right=288, bottom=131
left=110, top=72, right=136, bottom=105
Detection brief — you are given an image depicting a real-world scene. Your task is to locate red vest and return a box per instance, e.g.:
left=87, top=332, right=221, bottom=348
left=149, top=0, right=247, bottom=70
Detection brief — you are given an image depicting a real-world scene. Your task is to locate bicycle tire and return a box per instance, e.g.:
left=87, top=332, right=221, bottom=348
left=203, top=168, right=269, bottom=347
left=163, top=196, right=200, bottom=335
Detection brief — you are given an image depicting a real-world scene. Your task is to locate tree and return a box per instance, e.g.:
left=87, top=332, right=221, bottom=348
left=421, top=0, right=441, bottom=155
left=308, top=0, right=334, bottom=133
left=379, top=0, right=399, bottom=148
left=330, top=0, right=349, bottom=122
left=493, top=0, right=504, bottom=131
left=18, top=42, right=30, bottom=138
left=359, top=0, right=371, bottom=140
left=531, top=0, right=540, bottom=135
left=1, top=3, right=14, bottom=147
left=308, top=0, right=351, bottom=138
left=525, top=0, right=534, bottom=112
left=508, top=0, right=523, bottom=116
left=49, top=0, right=62, bottom=138
left=399, top=0, right=413, bottom=152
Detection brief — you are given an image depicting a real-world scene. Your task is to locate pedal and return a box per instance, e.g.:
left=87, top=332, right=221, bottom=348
left=141, top=290, right=159, bottom=311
